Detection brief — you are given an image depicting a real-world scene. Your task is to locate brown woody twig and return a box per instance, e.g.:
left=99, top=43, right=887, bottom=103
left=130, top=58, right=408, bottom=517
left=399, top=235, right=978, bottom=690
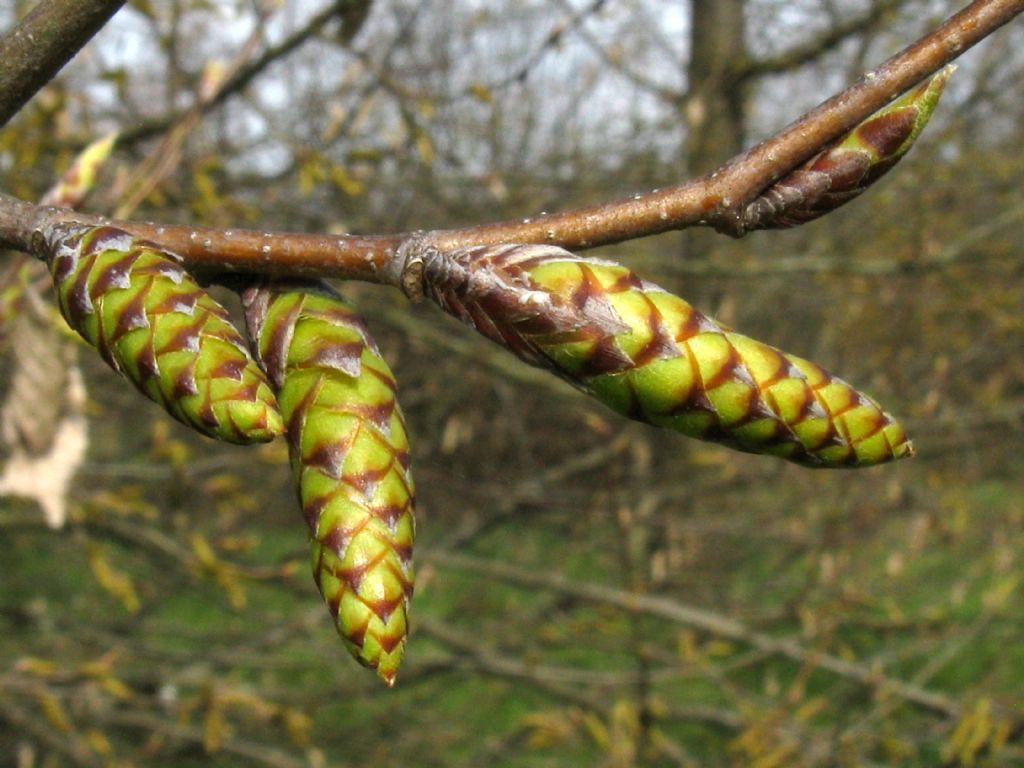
left=0, top=0, right=1021, bottom=289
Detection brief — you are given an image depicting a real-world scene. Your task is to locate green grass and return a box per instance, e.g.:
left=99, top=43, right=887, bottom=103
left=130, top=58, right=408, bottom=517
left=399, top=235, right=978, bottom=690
left=3, top=437, right=1024, bottom=767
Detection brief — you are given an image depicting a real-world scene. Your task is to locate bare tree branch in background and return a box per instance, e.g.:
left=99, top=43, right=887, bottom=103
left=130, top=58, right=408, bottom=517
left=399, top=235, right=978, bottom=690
left=485, top=0, right=609, bottom=92
left=117, top=0, right=373, bottom=148
left=429, top=550, right=969, bottom=720
left=738, top=0, right=904, bottom=79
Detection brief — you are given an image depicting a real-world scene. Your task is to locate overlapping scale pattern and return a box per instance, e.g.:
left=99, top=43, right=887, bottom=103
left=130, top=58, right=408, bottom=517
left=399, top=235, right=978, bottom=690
left=422, top=243, right=913, bottom=468
left=43, top=224, right=282, bottom=443
left=743, top=68, right=952, bottom=229
left=244, top=281, right=414, bottom=685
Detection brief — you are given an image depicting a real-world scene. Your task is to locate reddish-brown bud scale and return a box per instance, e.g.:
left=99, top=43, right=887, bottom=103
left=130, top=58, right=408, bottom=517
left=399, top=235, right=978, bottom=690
left=244, top=281, right=414, bottom=685
left=743, top=68, right=952, bottom=229
left=421, top=243, right=913, bottom=468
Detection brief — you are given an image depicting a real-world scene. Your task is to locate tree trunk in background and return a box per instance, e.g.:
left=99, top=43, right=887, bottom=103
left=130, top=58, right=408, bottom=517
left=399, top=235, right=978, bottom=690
left=679, top=0, right=747, bottom=263
left=683, top=0, right=747, bottom=175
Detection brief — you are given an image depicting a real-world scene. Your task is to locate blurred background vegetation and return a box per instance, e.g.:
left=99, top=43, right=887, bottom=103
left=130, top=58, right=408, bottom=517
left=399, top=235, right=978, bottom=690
left=1, top=0, right=1023, bottom=765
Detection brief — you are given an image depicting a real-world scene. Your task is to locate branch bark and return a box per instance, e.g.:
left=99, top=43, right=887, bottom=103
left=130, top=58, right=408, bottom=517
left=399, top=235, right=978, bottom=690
left=0, top=0, right=1020, bottom=287
left=428, top=0, right=1024, bottom=247
left=0, top=0, right=126, bottom=128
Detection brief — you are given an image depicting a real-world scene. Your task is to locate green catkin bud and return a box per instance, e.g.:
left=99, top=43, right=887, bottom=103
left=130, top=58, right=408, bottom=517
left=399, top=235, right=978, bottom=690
left=41, top=224, right=283, bottom=444
left=421, top=243, right=913, bottom=468
left=243, top=281, right=414, bottom=686
left=742, top=67, right=952, bottom=230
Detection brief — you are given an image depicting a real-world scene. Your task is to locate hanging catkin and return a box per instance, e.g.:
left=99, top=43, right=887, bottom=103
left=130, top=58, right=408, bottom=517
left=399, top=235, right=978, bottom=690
left=244, top=280, right=415, bottom=685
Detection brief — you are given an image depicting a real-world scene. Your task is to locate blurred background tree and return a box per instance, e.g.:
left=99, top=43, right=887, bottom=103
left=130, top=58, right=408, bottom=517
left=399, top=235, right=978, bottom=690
left=1, top=0, right=1023, bottom=766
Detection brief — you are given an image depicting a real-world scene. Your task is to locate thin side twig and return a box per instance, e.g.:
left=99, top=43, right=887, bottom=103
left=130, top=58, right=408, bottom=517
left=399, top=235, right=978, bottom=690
left=101, top=710, right=307, bottom=768
left=428, top=550, right=966, bottom=719
left=117, top=0, right=369, bottom=148
left=0, top=695, right=100, bottom=767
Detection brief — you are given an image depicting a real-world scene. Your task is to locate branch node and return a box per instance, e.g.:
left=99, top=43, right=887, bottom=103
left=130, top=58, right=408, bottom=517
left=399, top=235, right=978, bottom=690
left=396, top=232, right=438, bottom=302
left=710, top=209, right=749, bottom=239
left=27, top=205, right=67, bottom=260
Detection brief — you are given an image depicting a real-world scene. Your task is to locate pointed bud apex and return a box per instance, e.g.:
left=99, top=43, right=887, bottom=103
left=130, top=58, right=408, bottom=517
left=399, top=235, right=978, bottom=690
left=422, top=244, right=913, bottom=468
left=39, top=224, right=283, bottom=444
left=744, top=67, right=953, bottom=229
left=243, top=281, right=415, bottom=684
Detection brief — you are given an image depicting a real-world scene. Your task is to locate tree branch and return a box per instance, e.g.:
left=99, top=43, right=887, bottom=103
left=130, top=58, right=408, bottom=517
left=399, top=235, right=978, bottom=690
left=426, top=0, right=1024, bottom=247
left=737, top=0, right=903, bottom=80
left=0, top=696, right=100, bottom=767
left=117, top=0, right=367, bottom=147
left=0, top=0, right=126, bottom=129
left=415, top=616, right=746, bottom=731
left=428, top=550, right=967, bottom=719
left=101, top=711, right=307, bottom=768
left=0, top=0, right=1020, bottom=286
